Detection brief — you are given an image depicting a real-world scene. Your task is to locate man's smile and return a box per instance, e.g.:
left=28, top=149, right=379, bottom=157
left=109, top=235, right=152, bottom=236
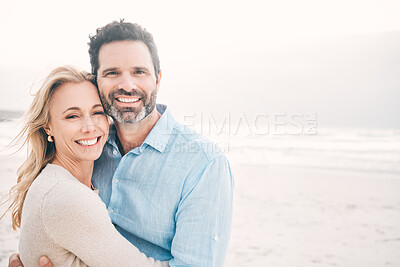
left=115, top=97, right=141, bottom=103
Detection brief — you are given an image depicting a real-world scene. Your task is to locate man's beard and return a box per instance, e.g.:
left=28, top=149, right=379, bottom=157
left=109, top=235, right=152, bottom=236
left=100, top=88, right=157, bottom=124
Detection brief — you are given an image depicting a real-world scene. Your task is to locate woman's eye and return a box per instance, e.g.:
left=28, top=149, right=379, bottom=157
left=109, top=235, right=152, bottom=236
left=66, top=115, right=78, bottom=119
left=93, top=111, right=105, bottom=116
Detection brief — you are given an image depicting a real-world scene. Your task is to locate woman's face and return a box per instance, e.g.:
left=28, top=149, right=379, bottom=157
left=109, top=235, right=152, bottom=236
left=45, top=81, right=109, bottom=163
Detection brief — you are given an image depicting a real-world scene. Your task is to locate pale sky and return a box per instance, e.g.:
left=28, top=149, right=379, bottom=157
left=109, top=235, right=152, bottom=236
left=1, top=0, right=400, bottom=128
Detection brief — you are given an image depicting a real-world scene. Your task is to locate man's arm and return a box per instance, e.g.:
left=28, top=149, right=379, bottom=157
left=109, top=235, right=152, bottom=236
left=169, top=156, right=234, bottom=267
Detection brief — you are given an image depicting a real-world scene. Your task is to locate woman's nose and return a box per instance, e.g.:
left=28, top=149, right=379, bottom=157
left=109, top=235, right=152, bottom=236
left=81, top=116, right=97, bottom=133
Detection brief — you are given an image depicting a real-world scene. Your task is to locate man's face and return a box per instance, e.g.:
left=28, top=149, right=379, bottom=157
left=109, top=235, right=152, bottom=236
left=96, top=40, right=161, bottom=124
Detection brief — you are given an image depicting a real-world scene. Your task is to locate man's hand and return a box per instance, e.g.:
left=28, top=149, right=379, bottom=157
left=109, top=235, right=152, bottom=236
left=39, top=256, right=53, bottom=267
left=8, top=253, right=22, bottom=267
left=8, top=253, right=53, bottom=267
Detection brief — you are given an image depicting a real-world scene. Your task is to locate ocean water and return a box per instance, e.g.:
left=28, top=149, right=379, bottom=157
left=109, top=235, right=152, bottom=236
left=1, top=119, right=400, bottom=175
left=0, top=119, right=25, bottom=157
left=204, top=126, right=400, bottom=175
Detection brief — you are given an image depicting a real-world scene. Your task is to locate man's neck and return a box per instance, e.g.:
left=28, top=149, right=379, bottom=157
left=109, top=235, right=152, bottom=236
left=114, top=108, right=161, bottom=155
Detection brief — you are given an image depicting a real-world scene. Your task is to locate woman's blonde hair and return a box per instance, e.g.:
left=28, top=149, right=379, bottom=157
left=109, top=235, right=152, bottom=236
left=1, top=66, right=96, bottom=230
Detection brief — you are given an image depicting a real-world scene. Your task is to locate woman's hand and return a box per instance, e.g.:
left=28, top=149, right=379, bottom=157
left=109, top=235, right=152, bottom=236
left=8, top=253, right=53, bottom=267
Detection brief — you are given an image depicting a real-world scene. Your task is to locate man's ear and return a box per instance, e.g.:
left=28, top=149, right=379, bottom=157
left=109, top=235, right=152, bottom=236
left=155, top=70, right=162, bottom=93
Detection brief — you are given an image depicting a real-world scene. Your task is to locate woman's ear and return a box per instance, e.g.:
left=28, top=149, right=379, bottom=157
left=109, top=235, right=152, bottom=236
left=43, top=124, right=52, bottom=136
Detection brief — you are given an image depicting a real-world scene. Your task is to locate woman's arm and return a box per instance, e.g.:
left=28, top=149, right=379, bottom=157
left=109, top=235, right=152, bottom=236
left=41, top=180, right=168, bottom=267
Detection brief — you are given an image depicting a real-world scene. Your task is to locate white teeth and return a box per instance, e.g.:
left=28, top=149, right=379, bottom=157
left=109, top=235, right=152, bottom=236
left=77, top=138, right=98, bottom=146
left=117, top=97, right=139, bottom=103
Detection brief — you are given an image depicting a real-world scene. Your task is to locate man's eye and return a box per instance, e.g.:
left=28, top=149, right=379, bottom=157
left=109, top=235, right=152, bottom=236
left=105, top=71, right=118, bottom=76
left=135, top=70, right=145, bottom=74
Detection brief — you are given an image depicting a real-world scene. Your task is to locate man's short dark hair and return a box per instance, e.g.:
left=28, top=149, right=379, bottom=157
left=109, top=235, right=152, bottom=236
left=88, top=19, right=160, bottom=82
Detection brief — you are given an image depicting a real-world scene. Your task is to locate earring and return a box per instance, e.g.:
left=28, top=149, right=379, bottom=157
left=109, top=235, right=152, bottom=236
left=47, top=135, right=53, bottom=142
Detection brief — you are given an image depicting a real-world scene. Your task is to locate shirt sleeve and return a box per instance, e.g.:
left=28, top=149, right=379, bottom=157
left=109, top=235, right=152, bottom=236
left=169, top=156, right=234, bottom=267
left=41, top=180, right=169, bottom=267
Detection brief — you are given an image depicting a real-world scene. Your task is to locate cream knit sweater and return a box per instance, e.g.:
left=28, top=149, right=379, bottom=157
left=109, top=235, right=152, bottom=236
left=19, top=164, right=168, bottom=267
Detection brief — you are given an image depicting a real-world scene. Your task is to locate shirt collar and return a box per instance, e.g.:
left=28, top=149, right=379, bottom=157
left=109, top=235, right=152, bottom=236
left=142, top=104, right=176, bottom=152
left=106, top=104, right=176, bottom=153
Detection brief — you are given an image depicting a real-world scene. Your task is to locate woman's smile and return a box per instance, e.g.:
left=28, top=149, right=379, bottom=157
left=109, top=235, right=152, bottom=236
left=75, top=136, right=102, bottom=147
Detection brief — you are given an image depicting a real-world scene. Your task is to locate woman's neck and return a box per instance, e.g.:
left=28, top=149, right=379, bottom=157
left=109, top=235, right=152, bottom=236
left=51, top=154, right=94, bottom=188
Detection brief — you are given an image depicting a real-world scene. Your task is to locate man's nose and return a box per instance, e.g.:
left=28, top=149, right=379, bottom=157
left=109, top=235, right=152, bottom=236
left=117, top=72, right=138, bottom=91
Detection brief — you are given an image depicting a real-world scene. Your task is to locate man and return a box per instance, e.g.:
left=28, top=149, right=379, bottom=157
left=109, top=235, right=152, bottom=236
left=10, top=20, right=234, bottom=266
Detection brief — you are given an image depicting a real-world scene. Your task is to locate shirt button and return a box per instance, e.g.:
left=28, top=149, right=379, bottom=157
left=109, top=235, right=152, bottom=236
left=115, top=179, right=119, bottom=183
left=113, top=150, right=117, bottom=155
left=109, top=209, right=114, bottom=214
left=213, top=236, right=219, bottom=241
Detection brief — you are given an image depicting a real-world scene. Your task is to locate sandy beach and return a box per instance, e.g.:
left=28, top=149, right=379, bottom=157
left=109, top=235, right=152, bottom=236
left=1, top=154, right=400, bottom=267
left=225, top=164, right=400, bottom=267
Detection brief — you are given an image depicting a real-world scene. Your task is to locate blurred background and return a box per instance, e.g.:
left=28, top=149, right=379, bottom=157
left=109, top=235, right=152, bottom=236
left=0, top=0, right=399, bottom=266
left=1, top=0, right=400, bottom=129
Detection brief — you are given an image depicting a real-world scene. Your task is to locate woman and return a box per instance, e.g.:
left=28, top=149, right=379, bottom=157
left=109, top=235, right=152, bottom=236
left=3, top=66, right=168, bottom=267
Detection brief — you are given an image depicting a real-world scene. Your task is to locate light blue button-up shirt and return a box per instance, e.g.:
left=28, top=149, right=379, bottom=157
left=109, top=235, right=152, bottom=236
left=92, top=104, right=234, bottom=267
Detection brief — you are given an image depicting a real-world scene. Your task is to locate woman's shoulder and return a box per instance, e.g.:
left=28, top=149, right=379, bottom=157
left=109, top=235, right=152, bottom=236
left=25, top=165, right=59, bottom=201
left=31, top=164, right=107, bottom=224
left=28, top=164, right=96, bottom=205
left=29, top=164, right=78, bottom=195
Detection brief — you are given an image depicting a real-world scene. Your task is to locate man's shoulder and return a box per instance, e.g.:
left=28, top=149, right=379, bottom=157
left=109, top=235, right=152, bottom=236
left=168, top=121, right=226, bottom=163
left=167, top=122, right=233, bottom=192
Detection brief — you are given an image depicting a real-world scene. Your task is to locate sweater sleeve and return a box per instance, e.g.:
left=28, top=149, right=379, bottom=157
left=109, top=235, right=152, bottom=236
left=41, top=180, right=168, bottom=267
